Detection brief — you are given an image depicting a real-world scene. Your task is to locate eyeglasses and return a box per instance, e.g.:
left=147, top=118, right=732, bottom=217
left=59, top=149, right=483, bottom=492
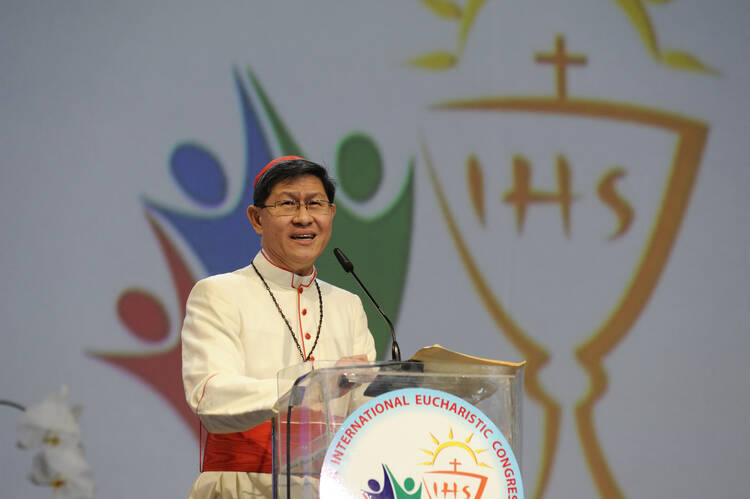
left=261, top=199, right=334, bottom=216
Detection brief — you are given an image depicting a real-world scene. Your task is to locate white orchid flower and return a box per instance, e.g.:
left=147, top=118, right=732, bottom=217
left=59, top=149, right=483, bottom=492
left=5, top=386, right=95, bottom=496
left=29, top=446, right=95, bottom=499
left=17, top=386, right=82, bottom=449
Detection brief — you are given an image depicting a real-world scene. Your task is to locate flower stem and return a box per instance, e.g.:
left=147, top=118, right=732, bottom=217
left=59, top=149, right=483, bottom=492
left=0, top=399, right=26, bottom=411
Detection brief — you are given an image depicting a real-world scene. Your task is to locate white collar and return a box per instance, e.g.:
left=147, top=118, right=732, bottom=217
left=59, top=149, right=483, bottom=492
left=252, top=250, right=317, bottom=289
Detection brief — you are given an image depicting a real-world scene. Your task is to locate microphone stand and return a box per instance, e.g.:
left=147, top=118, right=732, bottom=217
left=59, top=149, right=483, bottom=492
left=333, top=248, right=401, bottom=361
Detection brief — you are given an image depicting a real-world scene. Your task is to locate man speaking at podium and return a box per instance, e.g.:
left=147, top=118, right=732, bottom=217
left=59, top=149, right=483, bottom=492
left=181, top=156, right=376, bottom=498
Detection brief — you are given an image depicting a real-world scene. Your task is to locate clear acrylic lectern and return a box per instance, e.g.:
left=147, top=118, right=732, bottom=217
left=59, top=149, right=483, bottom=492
left=274, top=354, right=523, bottom=498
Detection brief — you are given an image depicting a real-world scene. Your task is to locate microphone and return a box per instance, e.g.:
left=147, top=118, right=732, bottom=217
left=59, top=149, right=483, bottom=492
left=333, top=248, right=401, bottom=361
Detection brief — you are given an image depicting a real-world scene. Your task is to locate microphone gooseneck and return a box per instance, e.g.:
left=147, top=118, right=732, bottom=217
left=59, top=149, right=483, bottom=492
left=333, top=248, right=401, bottom=361
left=333, top=247, right=354, bottom=273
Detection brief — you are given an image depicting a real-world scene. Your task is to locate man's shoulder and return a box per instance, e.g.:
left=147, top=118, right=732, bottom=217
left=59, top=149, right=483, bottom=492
left=316, top=277, right=361, bottom=303
left=191, top=265, right=255, bottom=295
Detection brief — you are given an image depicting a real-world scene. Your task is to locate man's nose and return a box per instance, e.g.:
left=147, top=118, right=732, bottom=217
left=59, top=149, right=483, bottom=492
left=292, top=203, right=313, bottom=223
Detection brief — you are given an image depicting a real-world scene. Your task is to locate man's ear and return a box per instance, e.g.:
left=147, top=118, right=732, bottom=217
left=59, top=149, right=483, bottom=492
left=247, top=205, right=263, bottom=235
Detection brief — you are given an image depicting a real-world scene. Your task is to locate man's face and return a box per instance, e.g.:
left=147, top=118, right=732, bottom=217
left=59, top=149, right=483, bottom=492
left=247, top=174, right=336, bottom=275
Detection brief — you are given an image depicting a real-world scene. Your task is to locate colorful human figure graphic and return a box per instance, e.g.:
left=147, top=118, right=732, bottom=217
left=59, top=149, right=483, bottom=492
left=92, top=68, right=414, bottom=437
left=363, top=464, right=422, bottom=499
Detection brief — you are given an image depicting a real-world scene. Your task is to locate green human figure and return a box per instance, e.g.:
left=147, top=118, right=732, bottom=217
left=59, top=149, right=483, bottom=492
left=384, top=465, right=423, bottom=499
left=248, top=70, right=414, bottom=359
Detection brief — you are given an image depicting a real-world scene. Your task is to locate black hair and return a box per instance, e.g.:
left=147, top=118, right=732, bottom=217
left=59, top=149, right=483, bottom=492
left=253, top=159, right=336, bottom=206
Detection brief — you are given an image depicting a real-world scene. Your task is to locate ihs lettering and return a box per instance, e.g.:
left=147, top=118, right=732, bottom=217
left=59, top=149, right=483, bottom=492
left=469, top=154, right=633, bottom=239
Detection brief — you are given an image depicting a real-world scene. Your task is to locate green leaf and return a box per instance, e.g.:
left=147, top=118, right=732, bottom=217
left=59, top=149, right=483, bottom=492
left=407, top=51, right=458, bottom=70
left=420, top=0, right=462, bottom=19
left=614, top=0, right=660, bottom=57
left=662, top=50, right=720, bottom=75
left=458, top=0, right=486, bottom=52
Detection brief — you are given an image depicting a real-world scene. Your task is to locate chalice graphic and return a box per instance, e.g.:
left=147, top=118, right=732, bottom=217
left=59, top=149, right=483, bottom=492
left=421, top=35, right=707, bottom=498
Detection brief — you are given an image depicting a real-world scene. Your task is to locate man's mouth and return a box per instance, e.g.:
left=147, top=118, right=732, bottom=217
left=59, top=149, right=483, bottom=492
left=290, top=234, right=316, bottom=240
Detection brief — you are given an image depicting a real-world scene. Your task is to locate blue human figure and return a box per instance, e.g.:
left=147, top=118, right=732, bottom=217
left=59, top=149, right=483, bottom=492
left=145, top=67, right=414, bottom=361
left=363, top=465, right=395, bottom=499
left=144, top=68, right=269, bottom=276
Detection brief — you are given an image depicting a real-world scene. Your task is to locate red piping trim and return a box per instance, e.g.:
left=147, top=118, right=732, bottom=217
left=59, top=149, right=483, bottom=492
left=297, top=289, right=307, bottom=359
left=304, top=269, right=318, bottom=288
left=196, top=374, right=219, bottom=472
left=196, top=373, right=219, bottom=411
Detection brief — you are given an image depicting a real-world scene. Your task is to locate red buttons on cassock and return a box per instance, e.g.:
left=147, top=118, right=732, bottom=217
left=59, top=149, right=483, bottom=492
left=302, top=309, right=307, bottom=316
left=309, top=355, right=315, bottom=361
left=298, top=286, right=303, bottom=294
left=305, top=333, right=311, bottom=340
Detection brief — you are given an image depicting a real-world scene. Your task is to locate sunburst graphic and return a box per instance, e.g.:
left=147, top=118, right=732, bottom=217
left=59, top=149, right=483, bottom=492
left=420, top=428, right=492, bottom=469
left=419, top=428, right=493, bottom=499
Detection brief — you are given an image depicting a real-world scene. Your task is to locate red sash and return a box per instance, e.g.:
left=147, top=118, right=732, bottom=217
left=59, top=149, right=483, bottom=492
left=202, top=421, right=273, bottom=473
left=201, top=410, right=331, bottom=473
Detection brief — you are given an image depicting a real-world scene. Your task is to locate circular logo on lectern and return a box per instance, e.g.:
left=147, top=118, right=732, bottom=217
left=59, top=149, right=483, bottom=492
left=320, top=388, right=523, bottom=498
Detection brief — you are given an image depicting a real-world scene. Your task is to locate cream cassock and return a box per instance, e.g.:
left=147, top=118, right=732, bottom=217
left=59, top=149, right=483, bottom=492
left=182, top=250, right=376, bottom=498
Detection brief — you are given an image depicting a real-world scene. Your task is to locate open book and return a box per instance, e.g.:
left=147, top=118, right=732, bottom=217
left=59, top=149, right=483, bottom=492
left=410, top=344, right=525, bottom=374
